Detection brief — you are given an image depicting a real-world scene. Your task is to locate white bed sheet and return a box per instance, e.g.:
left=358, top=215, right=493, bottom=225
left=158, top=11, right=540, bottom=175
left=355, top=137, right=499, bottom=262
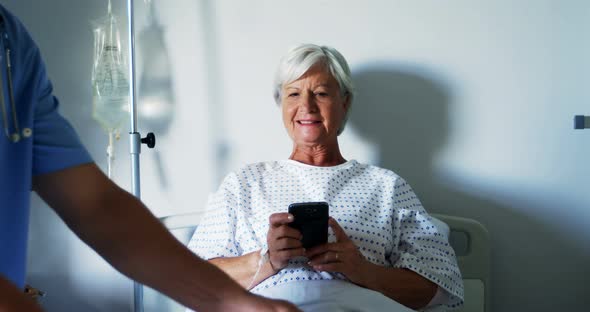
left=251, top=279, right=414, bottom=312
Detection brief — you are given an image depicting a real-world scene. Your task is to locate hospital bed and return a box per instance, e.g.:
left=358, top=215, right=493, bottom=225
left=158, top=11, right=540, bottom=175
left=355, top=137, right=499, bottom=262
left=430, top=214, right=490, bottom=312
left=143, top=213, right=490, bottom=312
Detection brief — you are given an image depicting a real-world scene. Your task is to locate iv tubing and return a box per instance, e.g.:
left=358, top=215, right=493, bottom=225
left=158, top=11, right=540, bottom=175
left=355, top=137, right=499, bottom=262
left=107, top=130, right=114, bottom=178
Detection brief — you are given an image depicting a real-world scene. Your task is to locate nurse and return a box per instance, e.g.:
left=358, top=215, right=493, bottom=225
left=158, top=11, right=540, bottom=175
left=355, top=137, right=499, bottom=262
left=0, top=5, right=298, bottom=312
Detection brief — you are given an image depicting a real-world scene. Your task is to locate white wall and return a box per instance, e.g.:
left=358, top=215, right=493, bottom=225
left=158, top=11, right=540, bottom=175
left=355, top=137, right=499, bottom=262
left=4, top=0, right=589, bottom=311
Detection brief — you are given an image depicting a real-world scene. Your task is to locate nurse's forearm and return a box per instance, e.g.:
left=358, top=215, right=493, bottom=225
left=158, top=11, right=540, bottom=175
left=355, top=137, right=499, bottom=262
left=84, top=189, right=251, bottom=309
left=33, top=164, right=250, bottom=311
left=210, top=251, right=277, bottom=289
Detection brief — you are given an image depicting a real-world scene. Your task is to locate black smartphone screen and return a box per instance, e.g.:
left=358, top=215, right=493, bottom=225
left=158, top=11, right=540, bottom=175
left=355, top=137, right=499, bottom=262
left=288, top=202, right=329, bottom=249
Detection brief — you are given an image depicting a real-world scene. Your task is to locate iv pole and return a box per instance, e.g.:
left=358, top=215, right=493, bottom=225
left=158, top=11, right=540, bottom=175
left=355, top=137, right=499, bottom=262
left=126, top=0, right=155, bottom=311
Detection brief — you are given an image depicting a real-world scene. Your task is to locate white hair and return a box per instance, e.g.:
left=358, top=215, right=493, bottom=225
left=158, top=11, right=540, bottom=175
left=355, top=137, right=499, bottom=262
left=273, top=44, right=354, bottom=135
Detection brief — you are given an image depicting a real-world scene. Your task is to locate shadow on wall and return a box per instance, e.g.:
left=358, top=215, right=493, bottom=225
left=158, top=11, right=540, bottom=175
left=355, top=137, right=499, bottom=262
left=137, top=0, right=176, bottom=189
left=349, top=64, right=590, bottom=311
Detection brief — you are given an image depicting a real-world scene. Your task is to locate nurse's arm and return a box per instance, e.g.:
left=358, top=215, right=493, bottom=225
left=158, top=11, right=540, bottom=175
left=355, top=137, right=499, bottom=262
left=31, top=163, right=279, bottom=312
left=0, top=275, right=43, bottom=312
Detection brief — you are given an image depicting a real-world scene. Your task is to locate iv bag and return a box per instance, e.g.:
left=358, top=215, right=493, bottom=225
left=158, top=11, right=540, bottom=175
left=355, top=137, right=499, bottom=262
left=91, top=13, right=129, bottom=133
left=91, top=7, right=129, bottom=178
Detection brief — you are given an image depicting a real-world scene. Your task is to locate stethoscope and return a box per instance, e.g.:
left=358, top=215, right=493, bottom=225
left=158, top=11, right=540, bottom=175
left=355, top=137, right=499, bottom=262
left=0, top=12, right=21, bottom=143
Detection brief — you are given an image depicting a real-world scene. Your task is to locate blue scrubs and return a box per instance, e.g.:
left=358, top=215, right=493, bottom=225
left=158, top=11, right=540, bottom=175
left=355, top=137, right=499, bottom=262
left=0, top=5, right=92, bottom=288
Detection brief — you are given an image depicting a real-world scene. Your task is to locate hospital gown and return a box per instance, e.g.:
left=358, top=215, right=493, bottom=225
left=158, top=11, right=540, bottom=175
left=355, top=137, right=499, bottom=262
left=188, top=160, right=464, bottom=310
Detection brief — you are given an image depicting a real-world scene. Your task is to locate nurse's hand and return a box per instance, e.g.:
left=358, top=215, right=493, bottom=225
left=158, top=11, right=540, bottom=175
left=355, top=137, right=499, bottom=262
left=0, top=276, right=44, bottom=312
left=267, top=213, right=306, bottom=271
left=306, top=217, right=370, bottom=284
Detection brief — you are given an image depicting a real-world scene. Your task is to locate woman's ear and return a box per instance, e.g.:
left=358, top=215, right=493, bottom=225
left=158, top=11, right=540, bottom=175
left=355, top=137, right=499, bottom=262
left=343, top=94, right=351, bottom=112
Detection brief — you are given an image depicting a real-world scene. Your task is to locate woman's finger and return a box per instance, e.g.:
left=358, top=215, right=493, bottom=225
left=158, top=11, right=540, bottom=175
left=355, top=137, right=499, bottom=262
left=270, top=224, right=302, bottom=240
left=269, top=213, right=294, bottom=227
left=271, top=248, right=306, bottom=268
left=305, top=241, right=344, bottom=259
left=272, top=237, right=304, bottom=251
left=308, top=250, right=341, bottom=265
left=311, top=262, right=344, bottom=273
left=329, top=217, right=350, bottom=242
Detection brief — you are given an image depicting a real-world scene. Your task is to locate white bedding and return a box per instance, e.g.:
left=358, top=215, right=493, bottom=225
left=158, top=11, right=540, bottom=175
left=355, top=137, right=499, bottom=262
left=251, top=279, right=414, bottom=312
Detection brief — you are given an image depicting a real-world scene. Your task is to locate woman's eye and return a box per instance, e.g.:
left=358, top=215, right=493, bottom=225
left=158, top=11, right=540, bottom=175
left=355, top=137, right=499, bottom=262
left=315, top=92, right=328, bottom=97
left=288, top=93, right=299, bottom=97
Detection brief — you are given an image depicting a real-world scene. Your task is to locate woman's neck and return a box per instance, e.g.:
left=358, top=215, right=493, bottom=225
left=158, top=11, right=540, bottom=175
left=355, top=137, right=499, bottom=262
left=289, top=142, right=346, bottom=167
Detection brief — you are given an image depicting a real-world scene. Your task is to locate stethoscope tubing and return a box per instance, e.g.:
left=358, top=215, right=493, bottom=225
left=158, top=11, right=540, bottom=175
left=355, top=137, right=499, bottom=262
left=0, top=12, right=21, bottom=143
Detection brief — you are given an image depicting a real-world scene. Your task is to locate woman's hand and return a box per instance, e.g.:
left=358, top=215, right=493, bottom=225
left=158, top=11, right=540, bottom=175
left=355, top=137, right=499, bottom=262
left=267, top=213, right=306, bottom=271
left=306, top=217, right=371, bottom=285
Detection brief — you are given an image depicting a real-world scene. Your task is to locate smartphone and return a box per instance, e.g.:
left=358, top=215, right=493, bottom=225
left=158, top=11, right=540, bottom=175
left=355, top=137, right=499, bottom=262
left=288, top=202, right=329, bottom=249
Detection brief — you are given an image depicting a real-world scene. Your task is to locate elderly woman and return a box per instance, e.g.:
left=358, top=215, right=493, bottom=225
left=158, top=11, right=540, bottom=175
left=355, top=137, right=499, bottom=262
left=188, top=44, right=463, bottom=311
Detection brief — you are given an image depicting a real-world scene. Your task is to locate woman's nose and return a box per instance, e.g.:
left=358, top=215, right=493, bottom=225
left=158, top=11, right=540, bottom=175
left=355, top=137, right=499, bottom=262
left=300, top=93, right=318, bottom=113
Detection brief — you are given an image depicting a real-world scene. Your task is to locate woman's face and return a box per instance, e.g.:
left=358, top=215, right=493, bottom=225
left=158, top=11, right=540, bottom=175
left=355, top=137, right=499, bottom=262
left=281, top=65, right=349, bottom=147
